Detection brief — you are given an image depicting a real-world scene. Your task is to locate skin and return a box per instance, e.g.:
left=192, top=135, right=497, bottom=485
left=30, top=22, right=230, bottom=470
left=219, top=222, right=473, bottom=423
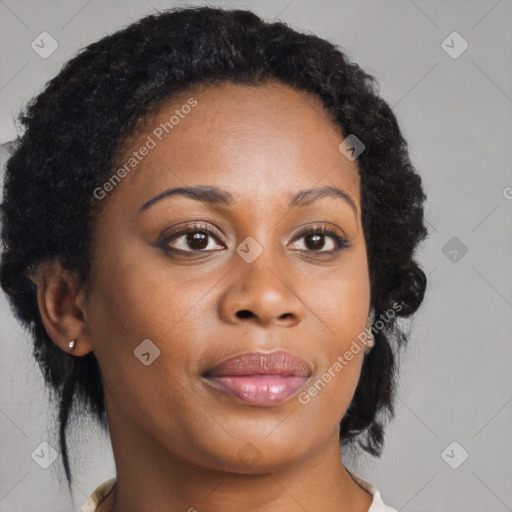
left=34, top=81, right=374, bottom=511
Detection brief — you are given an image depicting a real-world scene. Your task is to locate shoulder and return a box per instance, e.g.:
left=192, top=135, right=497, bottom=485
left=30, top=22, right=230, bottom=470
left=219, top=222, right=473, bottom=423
left=346, top=469, right=398, bottom=512
left=78, top=477, right=116, bottom=512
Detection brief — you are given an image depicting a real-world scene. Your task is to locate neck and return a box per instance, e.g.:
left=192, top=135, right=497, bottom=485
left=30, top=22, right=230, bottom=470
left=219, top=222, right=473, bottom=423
left=105, top=398, right=373, bottom=512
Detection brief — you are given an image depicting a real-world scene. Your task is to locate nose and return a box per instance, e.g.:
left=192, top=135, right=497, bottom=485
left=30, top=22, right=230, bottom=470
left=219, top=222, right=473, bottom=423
left=218, top=252, right=305, bottom=328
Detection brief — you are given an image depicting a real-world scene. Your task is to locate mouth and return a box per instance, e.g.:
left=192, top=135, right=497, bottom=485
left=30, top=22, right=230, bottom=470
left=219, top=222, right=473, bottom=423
left=201, top=350, right=313, bottom=406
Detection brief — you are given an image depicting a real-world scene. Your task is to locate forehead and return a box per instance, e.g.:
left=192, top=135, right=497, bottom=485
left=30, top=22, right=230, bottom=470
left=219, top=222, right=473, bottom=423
left=107, top=81, right=361, bottom=216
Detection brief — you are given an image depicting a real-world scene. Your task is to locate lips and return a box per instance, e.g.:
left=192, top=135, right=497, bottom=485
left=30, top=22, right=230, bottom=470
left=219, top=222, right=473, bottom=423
left=202, top=350, right=313, bottom=406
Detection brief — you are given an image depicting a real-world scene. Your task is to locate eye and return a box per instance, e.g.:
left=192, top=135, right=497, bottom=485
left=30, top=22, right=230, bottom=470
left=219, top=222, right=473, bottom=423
left=160, top=222, right=225, bottom=253
left=159, top=222, right=350, bottom=256
left=289, top=224, right=350, bottom=254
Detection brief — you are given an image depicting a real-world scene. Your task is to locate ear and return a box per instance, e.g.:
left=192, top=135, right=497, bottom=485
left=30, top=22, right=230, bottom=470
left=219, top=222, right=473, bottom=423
left=28, top=259, right=93, bottom=357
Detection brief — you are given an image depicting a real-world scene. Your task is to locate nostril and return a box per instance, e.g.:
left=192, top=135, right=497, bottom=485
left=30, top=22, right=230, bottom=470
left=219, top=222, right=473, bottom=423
left=236, top=310, right=253, bottom=319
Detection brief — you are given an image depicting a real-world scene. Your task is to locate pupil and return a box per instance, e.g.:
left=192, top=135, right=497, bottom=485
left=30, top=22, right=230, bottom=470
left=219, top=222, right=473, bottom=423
left=306, top=234, right=324, bottom=250
left=187, top=232, right=208, bottom=250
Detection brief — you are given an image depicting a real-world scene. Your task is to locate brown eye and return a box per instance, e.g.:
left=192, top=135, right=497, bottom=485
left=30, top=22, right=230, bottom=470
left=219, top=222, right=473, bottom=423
left=182, top=231, right=210, bottom=250
left=160, top=222, right=225, bottom=253
left=159, top=222, right=350, bottom=256
left=290, top=225, right=350, bottom=254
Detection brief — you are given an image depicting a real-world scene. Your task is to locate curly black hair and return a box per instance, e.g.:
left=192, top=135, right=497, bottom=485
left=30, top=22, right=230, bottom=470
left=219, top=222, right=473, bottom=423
left=0, top=5, right=428, bottom=493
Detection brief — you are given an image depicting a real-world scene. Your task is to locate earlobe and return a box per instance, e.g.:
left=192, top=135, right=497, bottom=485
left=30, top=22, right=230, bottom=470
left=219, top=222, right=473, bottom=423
left=363, top=308, right=375, bottom=354
left=32, top=259, right=93, bottom=357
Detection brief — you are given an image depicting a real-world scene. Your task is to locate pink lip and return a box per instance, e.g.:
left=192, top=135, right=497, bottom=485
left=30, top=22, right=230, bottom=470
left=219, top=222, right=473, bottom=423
left=202, top=350, right=313, bottom=406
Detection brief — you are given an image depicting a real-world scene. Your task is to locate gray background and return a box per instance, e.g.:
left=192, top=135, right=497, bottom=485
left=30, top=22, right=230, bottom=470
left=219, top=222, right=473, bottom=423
left=0, top=0, right=511, bottom=511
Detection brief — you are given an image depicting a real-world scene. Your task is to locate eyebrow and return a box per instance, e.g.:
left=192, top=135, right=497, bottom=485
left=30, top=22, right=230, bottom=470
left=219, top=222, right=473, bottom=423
left=138, top=184, right=358, bottom=218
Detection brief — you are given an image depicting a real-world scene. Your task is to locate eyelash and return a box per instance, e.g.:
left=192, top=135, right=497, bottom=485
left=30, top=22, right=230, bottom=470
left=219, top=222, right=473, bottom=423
left=159, top=221, right=350, bottom=256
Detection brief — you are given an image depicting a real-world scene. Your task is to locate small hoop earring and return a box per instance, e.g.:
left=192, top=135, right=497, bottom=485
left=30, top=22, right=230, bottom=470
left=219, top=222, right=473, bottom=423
left=364, top=332, right=374, bottom=354
left=364, top=309, right=375, bottom=354
left=68, top=340, right=77, bottom=353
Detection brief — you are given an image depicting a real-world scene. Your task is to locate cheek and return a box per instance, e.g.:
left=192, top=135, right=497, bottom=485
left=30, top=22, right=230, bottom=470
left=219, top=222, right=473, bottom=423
left=296, top=277, right=367, bottom=423
left=89, top=224, right=187, bottom=334
left=306, top=249, right=370, bottom=345
left=86, top=238, right=213, bottom=380
left=295, top=251, right=369, bottom=413
left=85, top=250, right=209, bottom=430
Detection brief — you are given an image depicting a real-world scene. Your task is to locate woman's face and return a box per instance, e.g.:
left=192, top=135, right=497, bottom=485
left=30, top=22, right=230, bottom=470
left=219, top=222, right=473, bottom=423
left=85, top=81, right=371, bottom=471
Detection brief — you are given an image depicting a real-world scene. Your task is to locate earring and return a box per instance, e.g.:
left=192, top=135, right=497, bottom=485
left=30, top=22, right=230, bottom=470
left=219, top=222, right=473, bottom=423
left=364, top=332, right=374, bottom=354
left=68, top=339, right=77, bottom=353
left=364, top=310, right=375, bottom=354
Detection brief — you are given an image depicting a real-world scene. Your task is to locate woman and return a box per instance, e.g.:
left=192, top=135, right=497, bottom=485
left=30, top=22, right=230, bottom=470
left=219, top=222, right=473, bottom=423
left=0, top=6, right=428, bottom=512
